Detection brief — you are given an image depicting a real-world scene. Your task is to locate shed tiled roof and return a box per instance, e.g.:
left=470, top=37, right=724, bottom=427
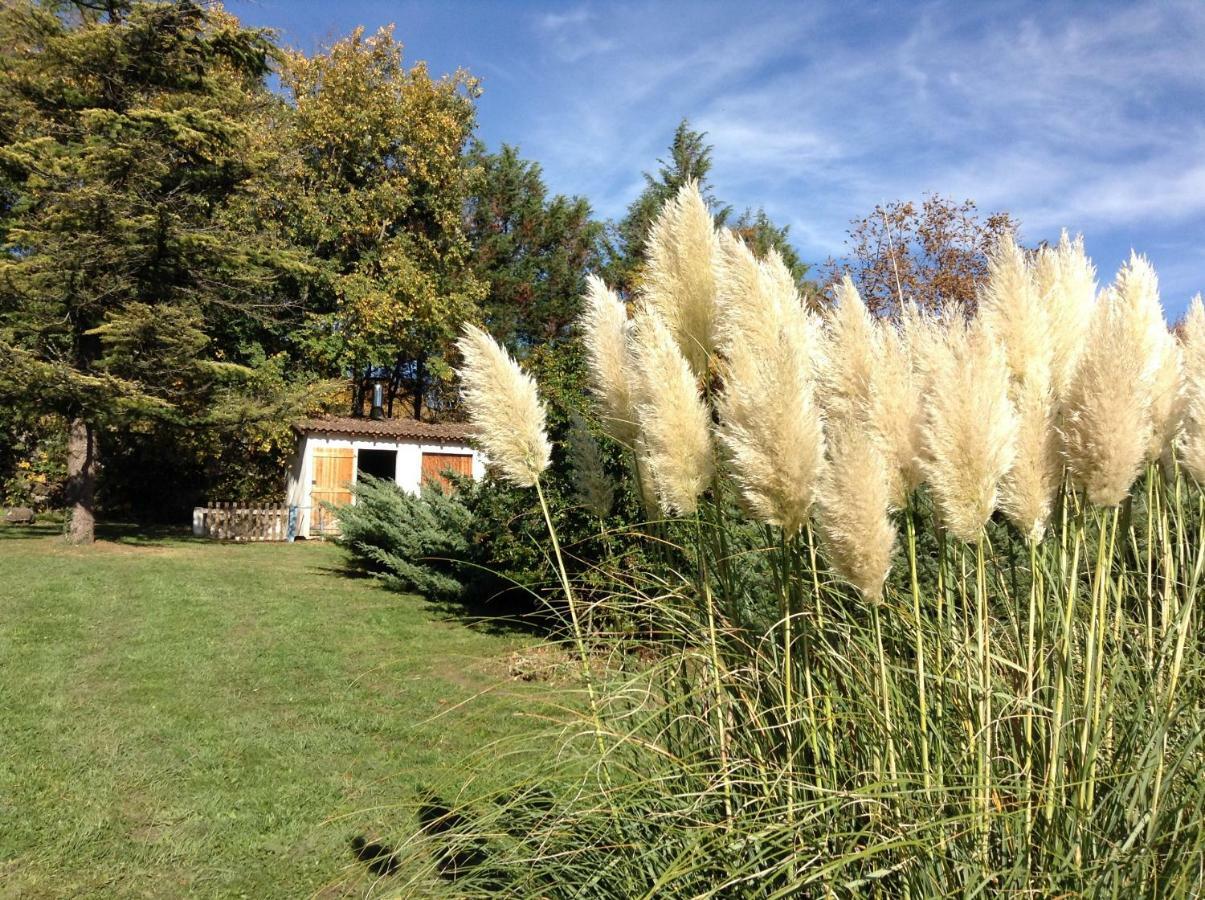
left=293, top=416, right=475, bottom=443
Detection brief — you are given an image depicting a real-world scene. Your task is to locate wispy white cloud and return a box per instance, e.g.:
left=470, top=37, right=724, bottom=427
left=506, top=0, right=1204, bottom=309
left=533, top=5, right=616, bottom=63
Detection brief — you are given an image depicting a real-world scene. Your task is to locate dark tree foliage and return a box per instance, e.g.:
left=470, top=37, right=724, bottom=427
left=465, top=142, right=605, bottom=353
left=0, top=0, right=308, bottom=539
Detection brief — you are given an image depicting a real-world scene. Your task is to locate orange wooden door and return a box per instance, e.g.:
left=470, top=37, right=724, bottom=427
left=310, top=446, right=354, bottom=534
left=421, top=452, right=473, bottom=492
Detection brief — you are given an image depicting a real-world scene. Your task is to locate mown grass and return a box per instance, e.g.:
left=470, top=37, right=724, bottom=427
left=0, top=524, right=555, bottom=897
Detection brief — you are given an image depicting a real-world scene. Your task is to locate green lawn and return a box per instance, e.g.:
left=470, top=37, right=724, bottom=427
left=0, top=525, right=553, bottom=897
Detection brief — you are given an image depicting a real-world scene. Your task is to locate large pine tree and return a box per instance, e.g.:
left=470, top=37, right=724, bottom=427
left=0, top=1, right=302, bottom=542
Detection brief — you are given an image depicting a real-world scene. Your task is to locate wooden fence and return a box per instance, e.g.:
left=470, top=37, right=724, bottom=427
left=193, top=503, right=291, bottom=542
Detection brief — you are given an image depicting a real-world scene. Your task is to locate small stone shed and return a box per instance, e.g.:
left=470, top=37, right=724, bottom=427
left=285, top=416, right=483, bottom=538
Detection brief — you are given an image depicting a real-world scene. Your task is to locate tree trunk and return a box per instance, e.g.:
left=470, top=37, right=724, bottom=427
left=412, top=356, right=426, bottom=421
left=65, top=417, right=97, bottom=544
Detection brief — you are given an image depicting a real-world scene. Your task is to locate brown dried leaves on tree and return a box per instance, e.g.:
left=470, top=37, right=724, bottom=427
left=827, top=196, right=1017, bottom=316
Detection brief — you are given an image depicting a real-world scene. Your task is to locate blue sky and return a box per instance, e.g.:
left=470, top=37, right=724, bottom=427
left=225, top=0, right=1205, bottom=320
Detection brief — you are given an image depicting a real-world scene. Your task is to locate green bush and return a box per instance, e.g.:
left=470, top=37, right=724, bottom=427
left=334, top=475, right=474, bottom=600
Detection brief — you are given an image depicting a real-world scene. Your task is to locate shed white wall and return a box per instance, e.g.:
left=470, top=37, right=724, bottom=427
left=287, top=432, right=483, bottom=538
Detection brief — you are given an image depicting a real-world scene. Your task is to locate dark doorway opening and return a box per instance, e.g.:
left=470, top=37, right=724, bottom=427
left=357, top=448, right=397, bottom=482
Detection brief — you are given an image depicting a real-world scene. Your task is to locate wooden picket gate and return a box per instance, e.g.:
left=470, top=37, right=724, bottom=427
left=193, top=502, right=290, bottom=542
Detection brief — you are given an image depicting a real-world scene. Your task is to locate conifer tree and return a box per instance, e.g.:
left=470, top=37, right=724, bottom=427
left=0, top=0, right=303, bottom=542
left=465, top=142, right=604, bottom=352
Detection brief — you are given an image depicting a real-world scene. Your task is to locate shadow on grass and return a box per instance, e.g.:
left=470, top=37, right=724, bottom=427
left=0, top=523, right=61, bottom=541
left=96, top=522, right=211, bottom=545
left=313, top=554, right=553, bottom=638
left=1, top=520, right=220, bottom=545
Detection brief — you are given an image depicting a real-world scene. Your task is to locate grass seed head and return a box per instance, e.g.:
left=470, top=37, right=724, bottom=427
left=1177, top=295, right=1205, bottom=481
left=821, top=274, right=881, bottom=424
left=630, top=308, right=714, bottom=516
left=581, top=276, right=639, bottom=446
left=920, top=316, right=1017, bottom=541
left=456, top=324, right=552, bottom=488
left=980, top=234, right=1059, bottom=540
left=817, top=419, right=896, bottom=601
left=1062, top=270, right=1161, bottom=506
left=1035, top=231, right=1097, bottom=401
left=872, top=321, right=924, bottom=507
left=715, top=236, right=825, bottom=532
left=642, top=181, right=720, bottom=378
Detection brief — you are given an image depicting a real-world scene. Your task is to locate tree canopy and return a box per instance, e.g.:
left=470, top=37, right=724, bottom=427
left=0, top=0, right=307, bottom=540
left=827, top=196, right=1018, bottom=315
left=268, top=25, right=484, bottom=419
left=465, top=141, right=604, bottom=354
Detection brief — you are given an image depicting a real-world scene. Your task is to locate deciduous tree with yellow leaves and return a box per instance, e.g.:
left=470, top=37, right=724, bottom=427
left=269, top=25, right=486, bottom=418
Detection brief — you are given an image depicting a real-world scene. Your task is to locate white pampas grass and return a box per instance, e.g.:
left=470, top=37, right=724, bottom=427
left=1035, top=232, right=1097, bottom=401
left=580, top=276, right=638, bottom=446
left=1177, top=296, right=1205, bottom=481
left=920, top=316, right=1017, bottom=541
left=456, top=324, right=552, bottom=488
left=818, top=276, right=923, bottom=507
left=816, top=419, right=896, bottom=601
left=642, top=181, right=720, bottom=377
left=872, top=321, right=924, bottom=507
left=1005, top=380, right=1061, bottom=541
left=1062, top=256, right=1168, bottom=506
left=1146, top=334, right=1184, bottom=464
left=1112, top=253, right=1169, bottom=381
left=980, top=236, right=1052, bottom=388
left=714, top=235, right=825, bottom=532
left=821, top=275, right=880, bottom=424
left=630, top=308, right=714, bottom=515
left=980, top=235, right=1060, bottom=540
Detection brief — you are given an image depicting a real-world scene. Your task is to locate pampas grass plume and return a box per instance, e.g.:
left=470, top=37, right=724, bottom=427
left=871, top=321, right=924, bottom=507
left=979, top=235, right=1060, bottom=540
left=642, top=180, right=719, bottom=377
left=456, top=324, right=552, bottom=488
left=1005, top=377, right=1061, bottom=540
left=1036, top=232, right=1097, bottom=401
left=920, top=316, right=1017, bottom=541
left=821, top=275, right=880, bottom=423
left=581, top=276, right=638, bottom=446
left=1177, top=295, right=1205, bottom=481
left=980, top=235, right=1052, bottom=387
left=1147, top=334, right=1184, bottom=464
left=1062, top=258, right=1166, bottom=506
left=631, top=309, right=714, bottom=515
left=816, top=420, right=896, bottom=601
left=715, top=235, right=825, bottom=532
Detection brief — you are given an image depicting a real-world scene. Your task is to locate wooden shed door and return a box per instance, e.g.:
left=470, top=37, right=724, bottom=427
left=311, top=446, right=354, bottom=534
left=421, top=452, right=473, bottom=492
